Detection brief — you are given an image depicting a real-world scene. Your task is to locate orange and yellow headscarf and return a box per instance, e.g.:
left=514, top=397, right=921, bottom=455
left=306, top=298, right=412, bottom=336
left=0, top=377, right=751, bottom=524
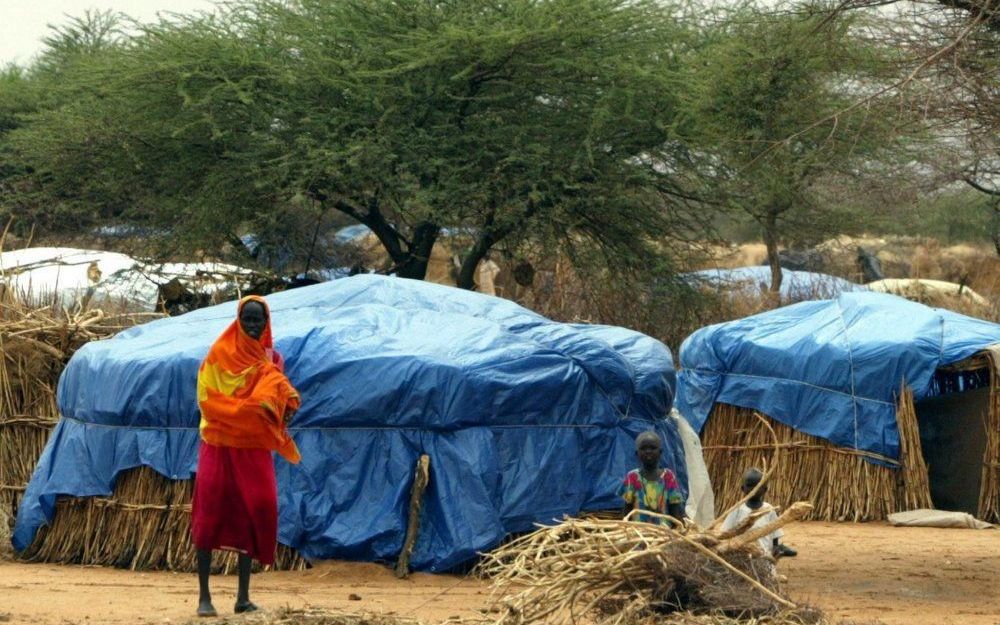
left=197, top=296, right=301, bottom=463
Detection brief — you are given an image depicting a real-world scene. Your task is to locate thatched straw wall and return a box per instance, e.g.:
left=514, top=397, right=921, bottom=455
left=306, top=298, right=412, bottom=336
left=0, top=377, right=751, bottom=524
left=0, top=288, right=158, bottom=543
left=0, top=303, right=59, bottom=535
left=702, top=353, right=999, bottom=522
left=19, top=466, right=306, bottom=573
left=702, top=403, right=925, bottom=522
left=979, top=348, right=1000, bottom=522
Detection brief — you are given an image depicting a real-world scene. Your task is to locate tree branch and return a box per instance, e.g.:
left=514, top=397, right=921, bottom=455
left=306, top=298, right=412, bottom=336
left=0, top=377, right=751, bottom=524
left=964, top=177, right=1000, bottom=196
left=331, top=197, right=409, bottom=264
left=937, top=0, right=1000, bottom=32
left=456, top=201, right=541, bottom=290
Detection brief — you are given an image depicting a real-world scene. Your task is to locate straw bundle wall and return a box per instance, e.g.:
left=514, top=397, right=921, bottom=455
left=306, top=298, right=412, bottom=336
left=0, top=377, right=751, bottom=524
left=701, top=399, right=931, bottom=522
left=0, top=416, right=54, bottom=541
left=20, top=466, right=306, bottom=573
left=978, top=348, right=1000, bottom=522
left=896, top=386, right=933, bottom=512
left=0, top=288, right=157, bottom=544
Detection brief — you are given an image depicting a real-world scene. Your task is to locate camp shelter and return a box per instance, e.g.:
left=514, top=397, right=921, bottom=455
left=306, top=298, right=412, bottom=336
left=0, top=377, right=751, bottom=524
left=681, top=266, right=866, bottom=301
left=867, top=278, right=989, bottom=308
left=676, top=292, right=1000, bottom=522
left=13, top=275, right=688, bottom=572
left=0, top=247, right=261, bottom=312
left=0, top=247, right=139, bottom=304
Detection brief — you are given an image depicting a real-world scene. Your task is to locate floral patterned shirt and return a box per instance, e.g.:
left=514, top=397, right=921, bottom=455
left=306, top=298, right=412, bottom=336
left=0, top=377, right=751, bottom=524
left=620, top=468, right=683, bottom=525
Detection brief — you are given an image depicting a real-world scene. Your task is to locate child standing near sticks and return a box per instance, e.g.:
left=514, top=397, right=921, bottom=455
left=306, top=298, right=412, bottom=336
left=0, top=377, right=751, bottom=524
left=720, top=468, right=797, bottom=558
left=621, top=430, right=685, bottom=525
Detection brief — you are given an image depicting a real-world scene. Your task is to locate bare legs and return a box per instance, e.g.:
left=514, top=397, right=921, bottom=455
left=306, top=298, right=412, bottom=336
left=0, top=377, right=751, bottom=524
left=196, top=550, right=258, bottom=616
left=196, top=549, right=217, bottom=617
left=235, top=553, right=258, bottom=613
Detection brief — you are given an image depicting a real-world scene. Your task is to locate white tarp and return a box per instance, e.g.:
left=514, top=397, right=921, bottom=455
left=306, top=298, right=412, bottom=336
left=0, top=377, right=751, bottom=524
left=0, top=247, right=138, bottom=299
left=671, top=409, right=716, bottom=527
left=0, top=247, right=258, bottom=311
left=867, top=278, right=988, bottom=306
left=98, top=262, right=258, bottom=311
left=888, top=509, right=995, bottom=529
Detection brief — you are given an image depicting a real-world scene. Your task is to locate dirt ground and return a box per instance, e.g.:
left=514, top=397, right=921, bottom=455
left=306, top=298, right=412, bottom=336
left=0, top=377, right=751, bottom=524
left=0, top=521, right=998, bottom=625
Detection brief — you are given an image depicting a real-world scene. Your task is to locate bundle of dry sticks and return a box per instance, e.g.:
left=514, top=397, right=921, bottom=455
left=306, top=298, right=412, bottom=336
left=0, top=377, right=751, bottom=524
left=478, top=500, right=813, bottom=625
left=478, top=424, right=816, bottom=625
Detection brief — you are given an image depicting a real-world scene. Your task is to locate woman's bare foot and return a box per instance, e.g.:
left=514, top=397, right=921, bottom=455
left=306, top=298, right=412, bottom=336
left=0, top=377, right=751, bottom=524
left=234, top=600, right=259, bottom=614
left=197, top=599, right=218, bottom=617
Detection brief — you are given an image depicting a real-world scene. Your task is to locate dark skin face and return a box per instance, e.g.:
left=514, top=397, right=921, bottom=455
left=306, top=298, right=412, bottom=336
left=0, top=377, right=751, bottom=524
left=742, top=473, right=766, bottom=509
left=637, top=438, right=662, bottom=478
left=239, top=301, right=267, bottom=341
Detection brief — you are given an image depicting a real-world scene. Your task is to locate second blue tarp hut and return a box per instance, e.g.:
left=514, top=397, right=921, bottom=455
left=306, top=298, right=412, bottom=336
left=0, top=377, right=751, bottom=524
left=14, top=275, right=686, bottom=571
left=676, top=292, right=1000, bottom=522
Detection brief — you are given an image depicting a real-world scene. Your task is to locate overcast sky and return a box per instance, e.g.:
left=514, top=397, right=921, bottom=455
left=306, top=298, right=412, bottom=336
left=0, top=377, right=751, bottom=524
left=1, top=0, right=221, bottom=66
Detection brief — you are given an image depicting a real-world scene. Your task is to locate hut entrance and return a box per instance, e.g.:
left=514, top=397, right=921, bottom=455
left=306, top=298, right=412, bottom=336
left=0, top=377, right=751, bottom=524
left=915, top=387, right=990, bottom=515
left=914, top=354, right=994, bottom=516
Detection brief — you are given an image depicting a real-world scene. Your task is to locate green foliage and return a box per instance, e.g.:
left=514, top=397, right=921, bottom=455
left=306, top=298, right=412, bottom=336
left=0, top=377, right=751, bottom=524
left=251, top=0, right=703, bottom=281
left=0, top=66, right=43, bottom=233
left=2, top=0, right=703, bottom=281
left=1, top=0, right=966, bottom=293
left=869, top=189, right=996, bottom=244
left=33, top=10, right=126, bottom=81
left=679, top=3, right=904, bottom=286
left=684, top=5, right=891, bottom=173
left=0, top=10, right=133, bottom=235
left=0, top=66, right=36, bottom=135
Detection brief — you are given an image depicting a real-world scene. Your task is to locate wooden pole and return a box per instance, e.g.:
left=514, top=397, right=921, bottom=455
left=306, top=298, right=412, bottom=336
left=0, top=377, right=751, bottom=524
left=395, top=454, right=431, bottom=578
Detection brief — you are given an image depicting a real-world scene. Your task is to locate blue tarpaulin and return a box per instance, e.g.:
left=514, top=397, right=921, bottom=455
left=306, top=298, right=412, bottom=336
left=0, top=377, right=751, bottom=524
left=681, top=266, right=866, bottom=301
left=14, top=275, right=684, bottom=570
left=676, top=292, right=1000, bottom=462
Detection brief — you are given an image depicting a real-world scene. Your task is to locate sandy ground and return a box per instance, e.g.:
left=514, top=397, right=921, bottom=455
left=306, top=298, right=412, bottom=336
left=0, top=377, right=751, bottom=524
left=782, top=522, right=1000, bottom=625
left=0, top=521, right=998, bottom=625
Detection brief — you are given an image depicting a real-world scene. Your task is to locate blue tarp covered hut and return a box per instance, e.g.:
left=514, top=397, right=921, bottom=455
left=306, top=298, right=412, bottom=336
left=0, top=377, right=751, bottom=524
left=676, top=292, right=1000, bottom=521
left=14, top=275, right=685, bottom=570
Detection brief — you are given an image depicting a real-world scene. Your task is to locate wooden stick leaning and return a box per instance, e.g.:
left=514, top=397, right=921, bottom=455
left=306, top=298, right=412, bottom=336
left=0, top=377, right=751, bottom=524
left=395, top=454, right=431, bottom=579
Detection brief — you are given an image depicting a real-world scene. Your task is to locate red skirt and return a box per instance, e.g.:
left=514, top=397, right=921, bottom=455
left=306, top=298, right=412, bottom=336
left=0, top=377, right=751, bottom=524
left=191, top=443, right=278, bottom=565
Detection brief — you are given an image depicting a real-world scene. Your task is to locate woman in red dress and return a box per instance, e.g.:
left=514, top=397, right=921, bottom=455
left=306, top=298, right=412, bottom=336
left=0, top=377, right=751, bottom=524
left=191, top=296, right=301, bottom=617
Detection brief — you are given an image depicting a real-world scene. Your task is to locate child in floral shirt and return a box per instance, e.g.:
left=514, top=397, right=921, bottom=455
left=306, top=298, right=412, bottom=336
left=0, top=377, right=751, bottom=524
left=620, top=430, right=684, bottom=525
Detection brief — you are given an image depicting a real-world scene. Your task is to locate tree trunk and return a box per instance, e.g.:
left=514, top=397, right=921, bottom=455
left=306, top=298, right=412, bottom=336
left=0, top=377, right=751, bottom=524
left=456, top=232, right=495, bottom=290
left=396, top=222, right=440, bottom=280
left=763, top=211, right=783, bottom=296
left=329, top=197, right=441, bottom=280
left=456, top=200, right=540, bottom=290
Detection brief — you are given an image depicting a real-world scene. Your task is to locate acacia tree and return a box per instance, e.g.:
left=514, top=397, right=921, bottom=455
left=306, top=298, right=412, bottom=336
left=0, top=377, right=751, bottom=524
left=0, top=66, right=37, bottom=199
left=680, top=6, right=901, bottom=292
left=8, top=0, right=707, bottom=284
left=0, top=11, right=143, bottom=237
left=881, top=0, right=1000, bottom=253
